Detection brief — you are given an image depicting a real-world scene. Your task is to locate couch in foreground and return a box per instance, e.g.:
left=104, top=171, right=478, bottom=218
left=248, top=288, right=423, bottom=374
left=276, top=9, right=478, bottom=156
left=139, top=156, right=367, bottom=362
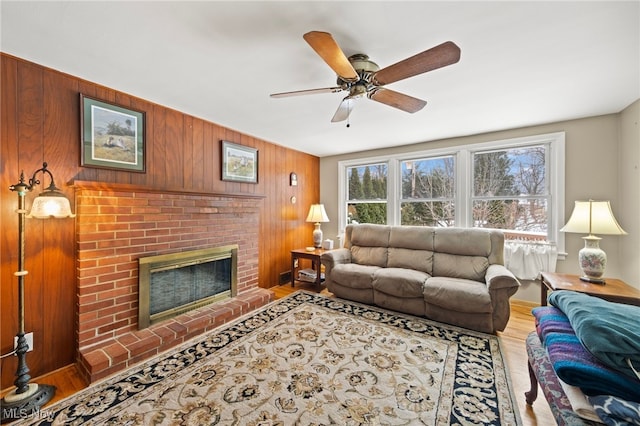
left=321, top=224, right=520, bottom=333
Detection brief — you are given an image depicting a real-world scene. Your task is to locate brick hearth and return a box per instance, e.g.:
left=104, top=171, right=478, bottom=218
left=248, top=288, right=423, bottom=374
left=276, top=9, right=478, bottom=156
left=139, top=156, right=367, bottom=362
left=73, top=181, right=273, bottom=383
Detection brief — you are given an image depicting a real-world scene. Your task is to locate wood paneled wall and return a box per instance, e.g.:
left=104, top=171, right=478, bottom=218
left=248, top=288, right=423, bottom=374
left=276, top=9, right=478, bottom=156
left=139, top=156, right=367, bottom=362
left=0, top=53, right=319, bottom=389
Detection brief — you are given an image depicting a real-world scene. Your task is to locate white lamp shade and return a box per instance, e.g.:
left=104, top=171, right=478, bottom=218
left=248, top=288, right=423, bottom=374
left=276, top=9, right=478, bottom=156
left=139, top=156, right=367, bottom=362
left=28, top=193, right=75, bottom=218
left=560, top=200, right=626, bottom=235
left=306, top=204, right=329, bottom=223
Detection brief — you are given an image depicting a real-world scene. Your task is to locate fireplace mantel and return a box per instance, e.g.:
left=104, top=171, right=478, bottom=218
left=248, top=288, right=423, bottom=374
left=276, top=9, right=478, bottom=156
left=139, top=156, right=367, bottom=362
left=69, top=180, right=266, bottom=200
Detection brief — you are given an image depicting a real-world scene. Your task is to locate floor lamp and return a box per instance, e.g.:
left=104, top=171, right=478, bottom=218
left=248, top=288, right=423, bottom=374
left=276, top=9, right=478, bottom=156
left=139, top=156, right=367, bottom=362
left=1, top=162, right=74, bottom=423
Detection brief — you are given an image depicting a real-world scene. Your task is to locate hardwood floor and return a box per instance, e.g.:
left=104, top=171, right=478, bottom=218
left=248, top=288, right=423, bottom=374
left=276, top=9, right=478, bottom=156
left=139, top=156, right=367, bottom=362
left=500, top=300, right=555, bottom=426
left=2, top=283, right=554, bottom=425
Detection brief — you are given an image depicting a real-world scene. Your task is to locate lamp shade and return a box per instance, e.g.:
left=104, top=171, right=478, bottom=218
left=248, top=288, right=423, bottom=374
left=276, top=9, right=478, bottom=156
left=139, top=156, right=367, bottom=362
left=560, top=200, right=626, bottom=235
left=28, top=191, right=75, bottom=219
left=306, top=204, right=329, bottom=223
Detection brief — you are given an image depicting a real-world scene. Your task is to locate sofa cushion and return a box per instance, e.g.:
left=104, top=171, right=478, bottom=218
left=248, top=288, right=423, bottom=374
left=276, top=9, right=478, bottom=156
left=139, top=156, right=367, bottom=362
left=351, top=246, right=388, bottom=268
left=423, top=277, right=493, bottom=313
left=433, top=227, right=504, bottom=265
left=372, top=268, right=430, bottom=298
left=349, top=224, right=390, bottom=267
left=432, top=253, right=489, bottom=282
left=331, top=263, right=380, bottom=289
left=387, top=248, right=433, bottom=274
left=388, top=225, right=434, bottom=250
left=374, top=292, right=426, bottom=317
left=350, top=223, right=391, bottom=247
left=433, top=227, right=492, bottom=256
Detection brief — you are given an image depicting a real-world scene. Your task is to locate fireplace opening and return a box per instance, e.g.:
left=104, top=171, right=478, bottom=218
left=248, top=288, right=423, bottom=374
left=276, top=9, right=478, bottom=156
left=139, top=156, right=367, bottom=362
left=138, top=245, right=238, bottom=329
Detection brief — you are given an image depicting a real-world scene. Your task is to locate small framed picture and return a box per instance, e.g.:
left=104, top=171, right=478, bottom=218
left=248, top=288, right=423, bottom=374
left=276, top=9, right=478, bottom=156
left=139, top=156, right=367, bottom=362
left=221, top=140, right=258, bottom=183
left=80, top=94, right=146, bottom=172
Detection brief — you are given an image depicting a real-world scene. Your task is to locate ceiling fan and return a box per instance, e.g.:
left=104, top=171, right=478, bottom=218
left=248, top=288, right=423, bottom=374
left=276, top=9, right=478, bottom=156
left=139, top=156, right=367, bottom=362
left=270, top=31, right=461, bottom=123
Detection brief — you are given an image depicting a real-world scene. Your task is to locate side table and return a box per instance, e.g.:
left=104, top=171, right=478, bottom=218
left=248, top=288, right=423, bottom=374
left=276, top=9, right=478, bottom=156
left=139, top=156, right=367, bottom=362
left=540, top=271, right=640, bottom=307
left=290, top=248, right=326, bottom=287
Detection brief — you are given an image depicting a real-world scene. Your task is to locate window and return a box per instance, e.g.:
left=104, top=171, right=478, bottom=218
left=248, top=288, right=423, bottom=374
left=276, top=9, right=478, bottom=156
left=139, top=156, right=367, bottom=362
left=400, top=156, right=455, bottom=226
left=338, top=132, right=566, bottom=255
left=346, top=163, right=387, bottom=225
left=471, top=145, right=548, bottom=236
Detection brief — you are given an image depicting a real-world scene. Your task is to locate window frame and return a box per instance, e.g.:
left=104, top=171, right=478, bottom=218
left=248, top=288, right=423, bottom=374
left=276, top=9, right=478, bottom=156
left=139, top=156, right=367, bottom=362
left=337, top=132, right=566, bottom=258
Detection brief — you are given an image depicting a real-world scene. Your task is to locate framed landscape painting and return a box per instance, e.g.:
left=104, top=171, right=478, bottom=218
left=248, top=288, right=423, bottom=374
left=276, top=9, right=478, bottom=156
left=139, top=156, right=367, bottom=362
left=221, top=140, right=258, bottom=183
left=80, top=94, right=146, bottom=172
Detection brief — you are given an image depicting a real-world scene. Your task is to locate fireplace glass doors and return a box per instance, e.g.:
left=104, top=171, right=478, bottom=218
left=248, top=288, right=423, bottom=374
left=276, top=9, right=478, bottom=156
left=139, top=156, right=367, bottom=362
left=138, top=245, right=238, bottom=328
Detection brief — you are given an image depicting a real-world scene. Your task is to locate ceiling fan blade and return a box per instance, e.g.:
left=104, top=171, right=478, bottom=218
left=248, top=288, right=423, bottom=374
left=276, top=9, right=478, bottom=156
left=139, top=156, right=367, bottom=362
left=331, top=97, right=355, bottom=122
left=303, top=31, right=359, bottom=82
left=368, top=88, right=427, bottom=113
left=372, top=41, right=461, bottom=86
left=270, top=86, right=343, bottom=98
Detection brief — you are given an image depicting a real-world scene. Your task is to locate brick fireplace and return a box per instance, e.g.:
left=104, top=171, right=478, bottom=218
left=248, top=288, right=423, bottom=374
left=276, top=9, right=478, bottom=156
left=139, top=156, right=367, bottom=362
left=73, top=181, right=273, bottom=383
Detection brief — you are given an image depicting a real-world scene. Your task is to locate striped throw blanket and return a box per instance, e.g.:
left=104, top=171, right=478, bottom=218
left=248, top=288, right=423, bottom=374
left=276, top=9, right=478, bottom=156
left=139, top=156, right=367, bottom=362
left=532, top=306, right=640, bottom=403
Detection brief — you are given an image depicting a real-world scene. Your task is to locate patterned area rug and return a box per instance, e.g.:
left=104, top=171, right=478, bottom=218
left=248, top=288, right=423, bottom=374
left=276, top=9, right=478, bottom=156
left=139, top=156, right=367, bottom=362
left=18, top=292, right=521, bottom=425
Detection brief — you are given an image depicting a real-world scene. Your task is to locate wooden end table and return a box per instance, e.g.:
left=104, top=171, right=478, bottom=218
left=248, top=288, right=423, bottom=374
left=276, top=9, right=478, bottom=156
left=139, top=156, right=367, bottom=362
left=540, top=271, right=640, bottom=307
left=290, top=248, right=327, bottom=287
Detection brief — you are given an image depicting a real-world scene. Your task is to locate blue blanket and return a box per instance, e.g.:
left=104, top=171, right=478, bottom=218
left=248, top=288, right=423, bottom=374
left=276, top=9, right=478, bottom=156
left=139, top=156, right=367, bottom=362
left=532, top=306, right=640, bottom=402
left=548, top=290, right=640, bottom=381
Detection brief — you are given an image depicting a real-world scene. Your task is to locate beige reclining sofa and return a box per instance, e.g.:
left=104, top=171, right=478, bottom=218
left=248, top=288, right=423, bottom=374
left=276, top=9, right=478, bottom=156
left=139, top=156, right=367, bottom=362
left=321, top=223, right=520, bottom=333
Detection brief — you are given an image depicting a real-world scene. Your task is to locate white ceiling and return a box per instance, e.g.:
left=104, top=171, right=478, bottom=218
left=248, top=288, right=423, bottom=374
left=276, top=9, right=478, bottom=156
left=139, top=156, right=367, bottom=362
left=1, top=1, right=638, bottom=157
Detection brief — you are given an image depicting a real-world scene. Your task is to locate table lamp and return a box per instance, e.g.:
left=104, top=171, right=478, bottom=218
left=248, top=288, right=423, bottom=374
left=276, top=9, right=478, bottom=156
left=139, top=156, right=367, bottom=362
left=306, top=204, right=329, bottom=248
left=560, top=200, right=626, bottom=284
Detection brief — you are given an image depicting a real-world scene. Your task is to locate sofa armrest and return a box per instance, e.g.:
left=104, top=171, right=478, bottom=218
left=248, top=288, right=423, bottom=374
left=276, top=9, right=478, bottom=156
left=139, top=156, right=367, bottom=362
left=321, top=248, right=352, bottom=276
left=485, top=264, right=521, bottom=292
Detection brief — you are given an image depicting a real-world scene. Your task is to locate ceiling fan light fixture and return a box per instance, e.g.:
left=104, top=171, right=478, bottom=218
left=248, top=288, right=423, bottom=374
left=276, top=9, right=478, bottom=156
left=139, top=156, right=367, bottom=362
left=349, top=84, right=368, bottom=98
